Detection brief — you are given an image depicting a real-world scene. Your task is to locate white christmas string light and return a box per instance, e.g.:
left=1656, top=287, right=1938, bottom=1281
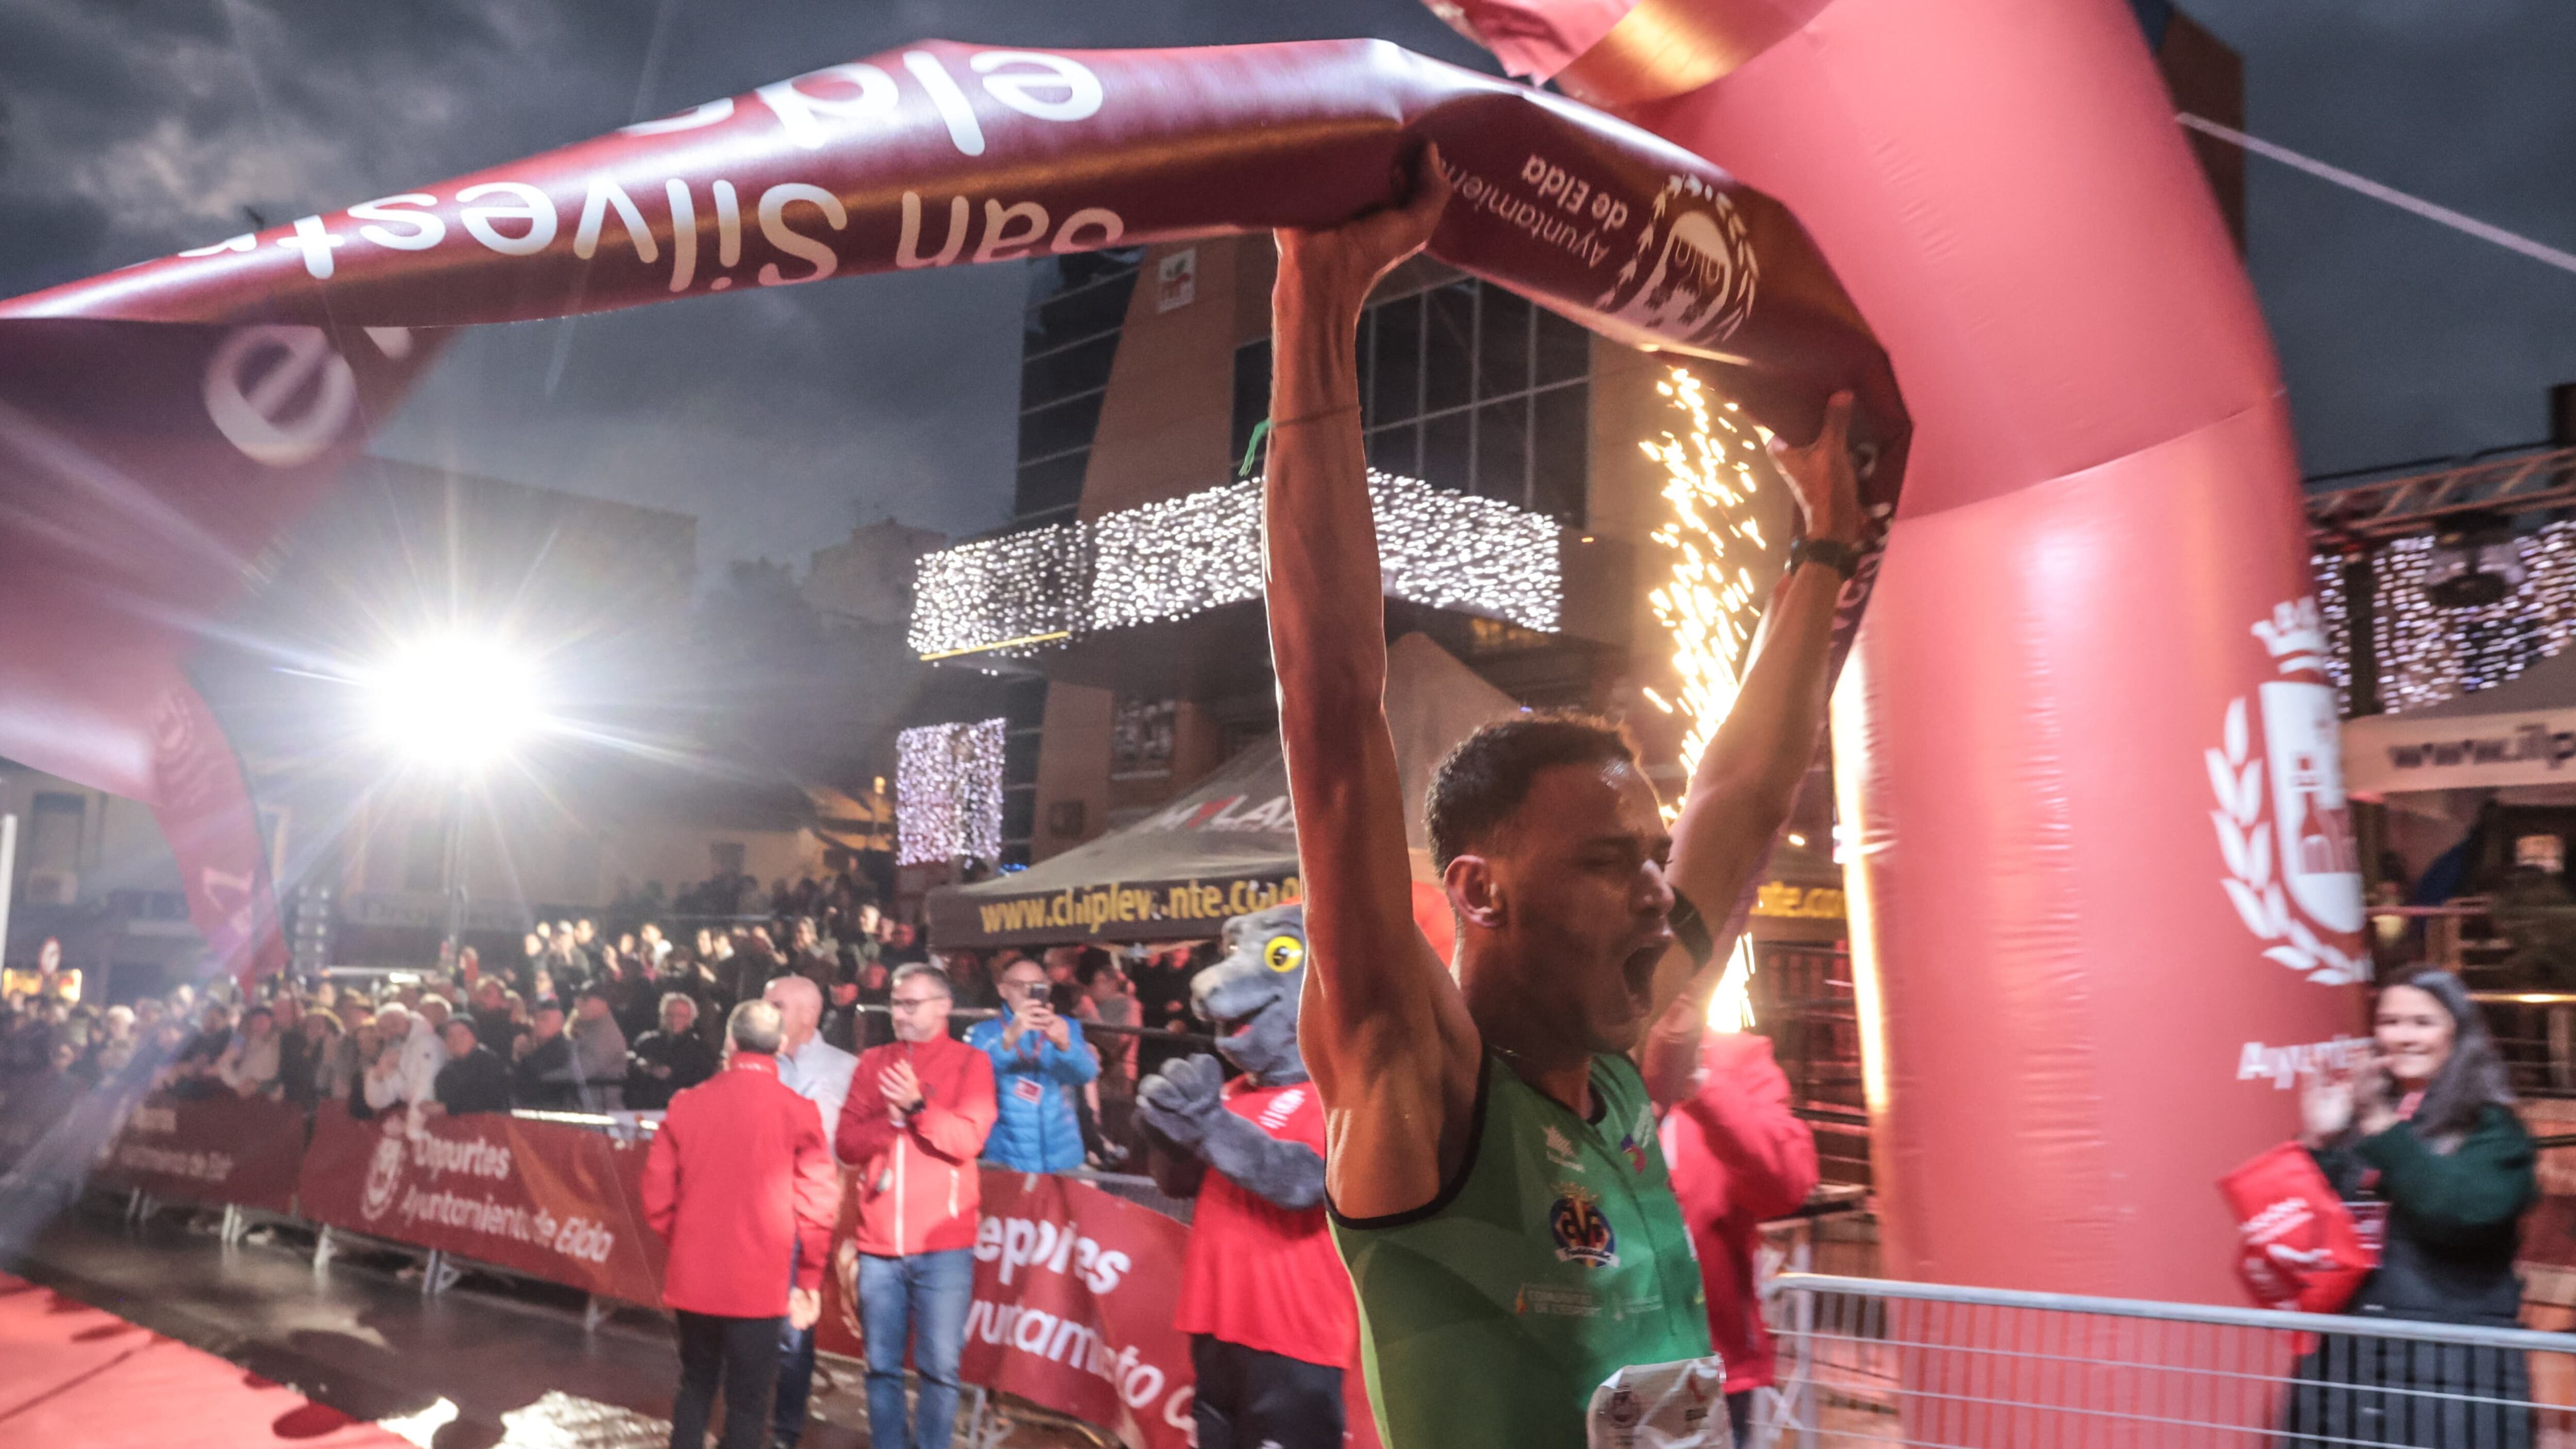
left=2311, top=523, right=2576, bottom=715
left=1088, top=482, right=1265, bottom=631
left=912, top=470, right=1562, bottom=659
left=1369, top=472, right=1562, bottom=631
left=907, top=525, right=1089, bottom=659
left=895, top=718, right=1006, bottom=866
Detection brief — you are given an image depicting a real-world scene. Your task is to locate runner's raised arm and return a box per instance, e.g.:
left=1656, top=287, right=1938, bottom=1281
left=1263, top=151, right=1473, bottom=1221
left=1639, top=394, right=1865, bottom=1092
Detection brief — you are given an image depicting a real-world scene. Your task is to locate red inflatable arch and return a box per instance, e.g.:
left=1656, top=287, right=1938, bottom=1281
left=0, top=13, right=2357, bottom=1308
left=1433, top=0, right=2364, bottom=1302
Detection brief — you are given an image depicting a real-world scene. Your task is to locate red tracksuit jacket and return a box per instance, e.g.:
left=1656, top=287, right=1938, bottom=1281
left=642, top=1053, right=840, bottom=1317
left=1662, top=1032, right=1821, bottom=1393
left=835, top=1033, right=998, bottom=1256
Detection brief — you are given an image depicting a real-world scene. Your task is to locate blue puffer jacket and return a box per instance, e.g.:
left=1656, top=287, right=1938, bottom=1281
left=966, top=1012, right=1098, bottom=1173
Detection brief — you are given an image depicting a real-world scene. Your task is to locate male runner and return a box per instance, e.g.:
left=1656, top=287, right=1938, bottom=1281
left=1265, top=148, right=1862, bottom=1448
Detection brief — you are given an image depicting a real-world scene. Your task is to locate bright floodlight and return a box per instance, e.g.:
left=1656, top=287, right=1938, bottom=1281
left=364, top=633, right=546, bottom=769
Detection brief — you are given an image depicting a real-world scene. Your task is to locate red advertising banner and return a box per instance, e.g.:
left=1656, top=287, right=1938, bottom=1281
left=0, top=1071, right=82, bottom=1172
left=92, top=1091, right=307, bottom=1215
left=818, top=1169, right=1197, bottom=1449
left=297, top=1102, right=664, bottom=1304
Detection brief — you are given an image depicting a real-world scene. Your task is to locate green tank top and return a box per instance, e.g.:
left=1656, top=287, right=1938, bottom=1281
left=1329, top=1052, right=1711, bottom=1448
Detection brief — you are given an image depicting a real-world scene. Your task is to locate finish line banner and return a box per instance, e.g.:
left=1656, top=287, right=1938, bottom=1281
left=2, top=38, right=1909, bottom=483
left=298, top=1102, right=664, bottom=1303
left=938, top=872, right=1304, bottom=948
left=93, top=1091, right=306, bottom=1215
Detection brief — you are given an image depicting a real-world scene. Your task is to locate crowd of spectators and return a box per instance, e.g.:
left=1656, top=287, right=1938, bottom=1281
left=0, top=884, right=1219, bottom=1175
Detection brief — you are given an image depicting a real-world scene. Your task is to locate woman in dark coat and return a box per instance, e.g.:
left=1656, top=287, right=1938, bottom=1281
left=2286, top=968, right=2538, bottom=1447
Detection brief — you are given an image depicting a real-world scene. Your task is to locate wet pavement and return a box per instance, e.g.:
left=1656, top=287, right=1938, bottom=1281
left=2, top=1196, right=1099, bottom=1449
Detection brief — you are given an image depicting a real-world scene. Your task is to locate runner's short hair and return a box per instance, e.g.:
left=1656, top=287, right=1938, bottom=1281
left=1427, top=712, right=1637, bottom=870
left=728, top=1000, right=784, bottom=1055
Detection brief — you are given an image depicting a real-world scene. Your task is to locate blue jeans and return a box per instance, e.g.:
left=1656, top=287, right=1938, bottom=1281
left=773, top=1242, right=819, bottom=1447
left=856, top=1248, right=975, bottom=1449
left=771, top=1319, right=818, bottom=1447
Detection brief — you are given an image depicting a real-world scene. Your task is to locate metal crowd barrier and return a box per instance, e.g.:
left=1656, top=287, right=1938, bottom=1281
left=1758, top=1271, right=2576, bottom=1448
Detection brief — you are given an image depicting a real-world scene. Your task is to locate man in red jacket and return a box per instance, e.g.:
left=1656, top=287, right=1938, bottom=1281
left=642, top=1000, right=841, bottom=1449
left=1661, top=1029, right=1821, bottom=1446
left=835, top=963, right=998, bottom=1449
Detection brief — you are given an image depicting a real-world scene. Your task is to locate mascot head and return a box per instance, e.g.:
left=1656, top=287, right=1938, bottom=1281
left=1193, top=902, right=1309, bottom=1085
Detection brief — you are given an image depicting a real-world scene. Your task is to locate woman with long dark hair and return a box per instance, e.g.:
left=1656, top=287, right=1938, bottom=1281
left=2285, top=968, right=2538, bottom=1447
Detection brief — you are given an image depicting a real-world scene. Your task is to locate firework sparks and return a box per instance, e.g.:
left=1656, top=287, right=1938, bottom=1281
left=1640, top=367, right=1770, bottom=777
left=1639, top=365, right=1773, bottom=1031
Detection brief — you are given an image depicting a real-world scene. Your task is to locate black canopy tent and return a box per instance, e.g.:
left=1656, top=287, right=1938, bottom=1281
left=929, top=634, right=1518, bottom=949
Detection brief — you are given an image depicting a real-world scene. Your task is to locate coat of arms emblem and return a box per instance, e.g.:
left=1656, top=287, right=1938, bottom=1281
left=2209, top=598, right=2366, bottom=986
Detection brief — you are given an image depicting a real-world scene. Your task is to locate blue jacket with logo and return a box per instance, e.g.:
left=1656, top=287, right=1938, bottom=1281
left=965, top=1012, right=1098, bottom=1173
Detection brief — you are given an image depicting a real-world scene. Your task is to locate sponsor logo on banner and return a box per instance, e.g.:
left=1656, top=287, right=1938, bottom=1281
left=202, top=325, right=358, bottom=466
left=313, top=1110, right=628, bottom=1276
left=110, top=1102, right=236, bottom=1186
left=971, top=872, right=1302, bottom=938
left=362, top=1128, right=406, bottom=1221
left=1594, top=176, right=1758, bottom=349
left=1753, top=883, right=1845, bottom=920
left=2208, top=597, right=2367, bottom=987
left=92, top=1093, right=308, bottom=1214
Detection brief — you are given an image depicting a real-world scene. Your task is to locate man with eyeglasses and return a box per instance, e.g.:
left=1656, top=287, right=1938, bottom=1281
left=835, top=964, right=997, bottom=1449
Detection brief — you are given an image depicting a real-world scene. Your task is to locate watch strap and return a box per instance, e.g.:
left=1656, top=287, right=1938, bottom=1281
left=1788, top=537, right=1862, bottom=580
left=1667, top=887, right=1716, bottom=970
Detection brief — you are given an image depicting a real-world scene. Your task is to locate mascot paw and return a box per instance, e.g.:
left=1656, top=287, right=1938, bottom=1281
left=1137, top=1053, right=1227, bottom=1147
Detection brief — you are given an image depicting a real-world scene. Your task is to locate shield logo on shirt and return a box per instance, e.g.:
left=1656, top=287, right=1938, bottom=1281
left=1550, top=1185, right=1618, bottom=1269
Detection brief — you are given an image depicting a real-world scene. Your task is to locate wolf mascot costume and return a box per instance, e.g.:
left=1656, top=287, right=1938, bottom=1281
left=1138, top=904, right=1359, bottom=1449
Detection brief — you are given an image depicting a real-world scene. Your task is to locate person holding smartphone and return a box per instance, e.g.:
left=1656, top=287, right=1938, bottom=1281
left=968, top=956, right=1099, bottom=1173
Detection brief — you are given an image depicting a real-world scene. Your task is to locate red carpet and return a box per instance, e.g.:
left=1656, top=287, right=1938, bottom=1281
left=0, top=1274, right=410, bottom=1448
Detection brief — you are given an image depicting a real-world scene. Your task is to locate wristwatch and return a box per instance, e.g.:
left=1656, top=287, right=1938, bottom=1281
left=1788, top=537, right=1862, bottom=580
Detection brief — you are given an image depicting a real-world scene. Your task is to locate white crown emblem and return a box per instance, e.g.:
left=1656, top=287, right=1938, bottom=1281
left=2251, top=599, right=2328, bottom=677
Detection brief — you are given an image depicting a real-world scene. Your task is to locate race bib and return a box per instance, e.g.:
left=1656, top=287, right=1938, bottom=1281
left=1588, top=1355, right=1730, bottom=1449
left=1013, top=1078, right=1045, bottom=1105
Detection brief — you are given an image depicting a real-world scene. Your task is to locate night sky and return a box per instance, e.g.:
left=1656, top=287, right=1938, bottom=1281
left=2, top=1, right=2569, bottom=576
left=2191, top=0, right=2576, bottom=476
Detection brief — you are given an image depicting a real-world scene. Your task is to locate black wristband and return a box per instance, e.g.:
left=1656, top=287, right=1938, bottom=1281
left=1788, top=537, right=1861, bottom=580
left=1668, top=888, right=1716, bottom=970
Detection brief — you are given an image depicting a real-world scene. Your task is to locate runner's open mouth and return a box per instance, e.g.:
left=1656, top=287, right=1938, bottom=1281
left=1622, top=937, right=1673, bottom=1000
